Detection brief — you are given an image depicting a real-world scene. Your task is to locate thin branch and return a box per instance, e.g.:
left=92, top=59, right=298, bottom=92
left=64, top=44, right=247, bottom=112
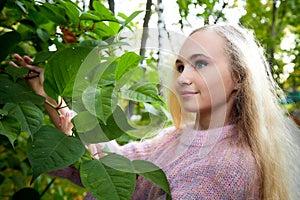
left=139, top=0, right=153, bottom=60
left=213, top=1, right=228, bottom=24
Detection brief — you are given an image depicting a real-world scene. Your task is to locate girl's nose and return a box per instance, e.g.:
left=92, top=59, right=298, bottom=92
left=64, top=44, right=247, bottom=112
left=177, top=68, right=192, bottom=86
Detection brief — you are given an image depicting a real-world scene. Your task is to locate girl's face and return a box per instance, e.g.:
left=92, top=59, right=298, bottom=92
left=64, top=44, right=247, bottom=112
left=175, top=29, right=237, bottom=127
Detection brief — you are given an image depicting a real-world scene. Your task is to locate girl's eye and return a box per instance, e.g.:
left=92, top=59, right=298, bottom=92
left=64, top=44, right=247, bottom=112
left=177, top=64, right=184, bottom=73
left=195, top=60, right=208, bottom=69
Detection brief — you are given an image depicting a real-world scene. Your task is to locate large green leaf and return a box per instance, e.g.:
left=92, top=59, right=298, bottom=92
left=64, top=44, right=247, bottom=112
left=80, top=159, right=136, bottom=200
left=3, top=102, right=43, bottom=138
left=134, top=160, right=171, bottom=195
left=70, top=47, right=102, bottom=100
left=77, top=106, right=133, bottom=143
left=0, top=115, right=21, bottom=147
left=27, top=126, right=85, bottom=182
left=115, top=66, right=143, bottom=90
left=96, top=61, right=117, bottom=87
left=82, top=85, right=117, bottom=124
left=39, top=3, right=66, bottom=25
left=92, top=1, right=119, bottom=22
left=0, top=31, right=21, bottom=61
left=99, top=106, right=134, bottom=140
left=0, top=74, right=45, bottom=105
left=4, top=65, right=28, bottom=82
left=79, top=13, right=101, bottom=21
left=100, top=154, right=171, bottom=196
left=73, top=111, right=98, bottom=133
left=81, top=4, right=118, bottom=23
left=114, top=52, right=142, bottom=81
left=78, top=124, right=109, bottom=144
left=61, top=1, right=81, bottom=26
left=43, top=47, right=93, bottom=99
left=122, top=82, right=162, bottom=103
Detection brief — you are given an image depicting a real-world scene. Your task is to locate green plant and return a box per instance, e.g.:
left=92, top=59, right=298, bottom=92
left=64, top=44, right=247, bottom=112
left=0, top=0, right=170, bottom=199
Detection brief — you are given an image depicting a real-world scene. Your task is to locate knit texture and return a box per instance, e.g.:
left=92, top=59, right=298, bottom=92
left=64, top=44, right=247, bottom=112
left=87, top=125, right=261, bottom=199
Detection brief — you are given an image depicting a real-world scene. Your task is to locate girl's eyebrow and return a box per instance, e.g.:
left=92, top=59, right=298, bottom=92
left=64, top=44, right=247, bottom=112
left=189, top=53, right=211, bottom=60
left=175, top=53, right=211, bottom=64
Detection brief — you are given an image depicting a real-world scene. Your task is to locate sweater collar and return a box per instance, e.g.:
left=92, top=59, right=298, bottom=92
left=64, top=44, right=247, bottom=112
left=177, top=124, right=236, bottom=148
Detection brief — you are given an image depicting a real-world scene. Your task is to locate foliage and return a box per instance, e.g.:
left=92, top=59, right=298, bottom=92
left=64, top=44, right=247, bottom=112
left=176, top=0, right=228, bottom=27
left=0, top=0, right=170, bottom=199
left=240, top=0, right=300, bottom=89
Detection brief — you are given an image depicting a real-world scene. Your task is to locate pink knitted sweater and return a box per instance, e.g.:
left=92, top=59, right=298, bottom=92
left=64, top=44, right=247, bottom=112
left=86, top=125, right=261, bottom=199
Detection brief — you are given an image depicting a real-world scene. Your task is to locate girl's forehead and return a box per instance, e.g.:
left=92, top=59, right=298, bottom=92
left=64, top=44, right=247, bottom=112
left=178, top=30, right=226, bottom=59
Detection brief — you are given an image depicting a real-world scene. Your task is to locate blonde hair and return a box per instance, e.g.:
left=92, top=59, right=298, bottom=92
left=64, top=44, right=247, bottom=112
left=168, top=24, right=300, bottom=199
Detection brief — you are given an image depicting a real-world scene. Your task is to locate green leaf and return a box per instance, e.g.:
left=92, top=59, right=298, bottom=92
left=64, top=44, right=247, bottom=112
left=4, top=65, right=28, bottom=82
left=97, top=61, right=117, bottom=87
left=73, top=111, right=98, bottom=133
left=32, top=51, right=55, bottom=64
left=115, top=52, right=142, bottom=81
left=0, top=109, right=8, bottom=117
left=0, top=31, right=21, bottom=61
left=36, top=28, right=49, bottom=42
left=77, top=106, right=133, bottom=143
left=122, top=82, right=162, bottom=103
left=0, top=115, right=21, bottom=147
left=78, top=124, right=109, bottom=144
left=15, top=0, right=27, bottom=13
left=43, top=47, right=93, bottom=99
left=80, top=159, right=136, bottom=200
left=62, top=1, right=81, bottom=25
left=0, top=74, right=45, bottom=105
left=99, top=106, right=134, bottom=140
left=100, top=154, right=171, bottom=196
left=92, top=1, right=118, bottom=22
left=3, top=102, right=43, bottom=137
left=40, top=3, right=66, bottom=25
left=118, top=10, right=143, bottom=32
left=82, top=86, right=117, bottom=124
left=115, top=67, right=143, bottom=90
left=134, top=160, right=171, bottom=195
left=100, top=154, right=135, bottom=172
left=79, top=12, right=101, bottom=21
left=93, top=22, right=117, bottom=37
left=27, top=126, right=85, bottom=182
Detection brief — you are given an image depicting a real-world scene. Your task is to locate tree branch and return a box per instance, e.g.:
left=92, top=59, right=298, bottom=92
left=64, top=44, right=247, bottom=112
left=139, top=0, right=153, bottom=60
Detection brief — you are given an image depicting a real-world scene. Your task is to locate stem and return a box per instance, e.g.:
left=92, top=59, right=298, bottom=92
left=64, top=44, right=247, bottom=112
left=44, top=100, right=61, bottom=115
left=40, top=178, right=56, bottom=198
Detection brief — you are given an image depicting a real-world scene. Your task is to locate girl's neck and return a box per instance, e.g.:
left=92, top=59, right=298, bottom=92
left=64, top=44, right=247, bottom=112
left=194, top=108, right=232, bottom=130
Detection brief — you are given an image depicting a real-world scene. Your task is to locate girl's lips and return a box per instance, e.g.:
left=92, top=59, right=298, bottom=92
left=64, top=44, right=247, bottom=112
left=180, top=91, right=199, bottom=98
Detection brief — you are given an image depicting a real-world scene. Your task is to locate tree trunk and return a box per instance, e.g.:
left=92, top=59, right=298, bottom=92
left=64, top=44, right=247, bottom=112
left=89, top=0, right=94, bottom=10
left=157, top=0, right=164, bottom=66
left=139, top=0, right=152, bottom=60
left=126, top=0, right=152, bottom=118
left=108, top=0, right=115, bottom=15
left=268, top=0, right=277, bottom=66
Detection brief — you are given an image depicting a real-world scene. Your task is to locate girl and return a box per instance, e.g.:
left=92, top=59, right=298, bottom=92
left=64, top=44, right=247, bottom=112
left=11, top=24, right=300, bottom=199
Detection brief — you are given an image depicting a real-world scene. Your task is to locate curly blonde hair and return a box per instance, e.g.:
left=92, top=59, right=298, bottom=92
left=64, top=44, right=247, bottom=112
left=168, top=24, right=300, bottom=199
